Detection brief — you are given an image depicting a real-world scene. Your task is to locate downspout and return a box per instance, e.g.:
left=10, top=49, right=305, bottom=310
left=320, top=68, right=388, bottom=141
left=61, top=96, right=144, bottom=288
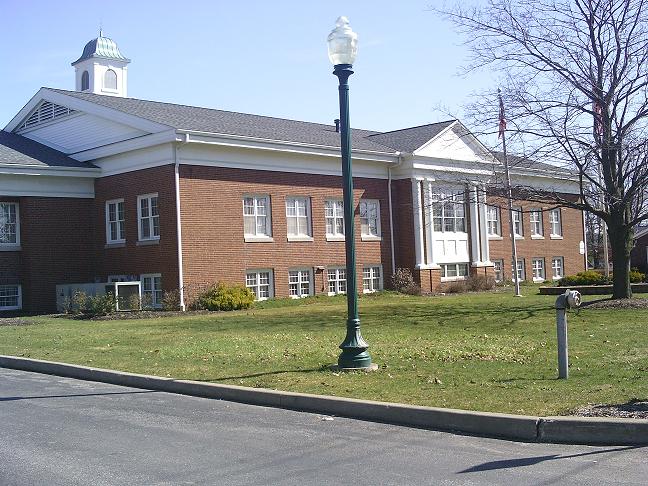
left=388, top=152, right=403, bottom=276
left=175, top=133, right=189, bottom=311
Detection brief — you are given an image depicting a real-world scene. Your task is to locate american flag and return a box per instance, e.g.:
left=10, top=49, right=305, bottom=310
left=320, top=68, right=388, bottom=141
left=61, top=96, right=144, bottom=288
left=498, top=91, right=507, bottom=139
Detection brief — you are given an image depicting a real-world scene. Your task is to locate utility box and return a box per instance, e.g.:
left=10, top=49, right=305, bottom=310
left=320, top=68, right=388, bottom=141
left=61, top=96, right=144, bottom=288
left=56, top=281, right=142, bottom=312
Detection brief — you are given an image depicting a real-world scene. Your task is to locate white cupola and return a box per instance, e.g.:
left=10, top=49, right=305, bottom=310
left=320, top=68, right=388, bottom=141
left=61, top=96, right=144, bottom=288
left=72, top=30, right=130, bottom=97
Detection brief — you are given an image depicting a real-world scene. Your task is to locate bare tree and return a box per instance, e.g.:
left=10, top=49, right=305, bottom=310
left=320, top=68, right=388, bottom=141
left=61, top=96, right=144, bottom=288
left=438, top=0, right=648, bottom=298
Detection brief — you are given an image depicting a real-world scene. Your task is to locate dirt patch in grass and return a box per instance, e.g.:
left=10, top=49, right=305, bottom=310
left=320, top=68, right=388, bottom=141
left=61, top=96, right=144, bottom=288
left=582, top=298, right=648, bottom=309
left=56, top=310, right=214, bottom=321
left=0, top=318, right=34, bottom=326
left=573, top=399, right=648, bottom=419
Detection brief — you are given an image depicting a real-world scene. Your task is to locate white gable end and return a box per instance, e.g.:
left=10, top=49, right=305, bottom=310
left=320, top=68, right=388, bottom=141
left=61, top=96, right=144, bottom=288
left=16, top=112, right=148, bottom=155
left=414, top=126, right=490, bottom=163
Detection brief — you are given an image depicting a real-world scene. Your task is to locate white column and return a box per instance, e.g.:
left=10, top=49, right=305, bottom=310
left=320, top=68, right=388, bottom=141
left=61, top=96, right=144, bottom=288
left=478, top=185, right=491, bottom=264
left=469, top=185, right=481, bottom=265
left=424, top=181, right=435, bottom=265
left=412, top=179, right=425, bottom=268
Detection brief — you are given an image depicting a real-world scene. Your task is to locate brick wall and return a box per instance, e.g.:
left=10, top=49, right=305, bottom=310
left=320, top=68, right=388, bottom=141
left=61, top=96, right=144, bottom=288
left=178, top=166, right=392, bottom=301
left=93, top=165, right=179, bottom=293
left=631, top=233, right=648, bottom=272
left=1, top=196, right=94, bottom=314
left=486, top=196, right=586, bottom=281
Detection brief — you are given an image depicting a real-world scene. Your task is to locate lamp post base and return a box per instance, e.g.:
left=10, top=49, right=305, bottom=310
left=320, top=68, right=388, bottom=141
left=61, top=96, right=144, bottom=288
left=330, top=363, right=379, bottom=372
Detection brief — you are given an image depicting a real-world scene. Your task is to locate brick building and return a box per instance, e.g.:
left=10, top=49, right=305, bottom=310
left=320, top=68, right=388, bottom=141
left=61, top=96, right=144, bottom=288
left=0, top=33, right=587, bottom=314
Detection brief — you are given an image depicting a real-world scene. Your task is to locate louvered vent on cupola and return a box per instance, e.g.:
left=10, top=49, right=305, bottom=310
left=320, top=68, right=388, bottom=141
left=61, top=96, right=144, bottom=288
left=19, top=101, right=77, bottom=130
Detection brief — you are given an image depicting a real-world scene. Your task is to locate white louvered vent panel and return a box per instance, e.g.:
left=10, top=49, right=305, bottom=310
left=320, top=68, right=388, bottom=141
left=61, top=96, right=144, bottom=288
left=19, top=102, right=76, bottom=130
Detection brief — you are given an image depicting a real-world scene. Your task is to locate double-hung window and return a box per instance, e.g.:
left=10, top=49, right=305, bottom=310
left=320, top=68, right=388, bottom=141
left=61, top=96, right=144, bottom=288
left=325, top=200, right=345, bottom=239
left=530, top=209, right=543, bottom=237
left=514, top=259, right=526, bottom=281
left=243, top=195, right=272, bottom=240
left=0, top=285, right=21, bottom=310
left=551, top=257, right=564, bottom=279
left=327, top=267, right=346, bottom=295
left=106, top=199, right=125, bottom=244
left=138, top=194, right=160, bottom=241
left=493, top=260, right=504, bottom=282
left=512, top=207, right=524, bottom=237
left=362, top=265, right=382, bottom=293
left=289, top=269, right=312, bottom=298
left=0, top=202, right=19, bottom=247
left=549, top=209, right=562, bottom=237
left=486, top=205, right=501, bottom=237
left=141, top=274, right=162, bottom=308
left=432, top=192, right=466, bottom=232
left=532, top=258, right=545, bottom=282
left=360, top=199, right=381, bottom=239
left=246, top=270, right=273, bottom=300
left=285, top=197, right=311, bottom=240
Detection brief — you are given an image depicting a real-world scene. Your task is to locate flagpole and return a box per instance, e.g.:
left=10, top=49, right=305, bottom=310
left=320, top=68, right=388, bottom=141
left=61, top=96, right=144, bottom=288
left=499, top=89, right=522, bottom=297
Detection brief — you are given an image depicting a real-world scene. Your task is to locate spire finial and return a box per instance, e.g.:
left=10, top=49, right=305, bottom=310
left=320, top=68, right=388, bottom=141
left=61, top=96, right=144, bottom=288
left=99, top=23, right=103, bottom=37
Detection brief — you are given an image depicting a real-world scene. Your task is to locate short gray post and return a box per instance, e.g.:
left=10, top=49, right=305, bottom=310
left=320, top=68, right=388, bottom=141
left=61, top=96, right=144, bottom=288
left=556, top=305, right=569, bottom=379
left=555, top=290, right=580, bottom=380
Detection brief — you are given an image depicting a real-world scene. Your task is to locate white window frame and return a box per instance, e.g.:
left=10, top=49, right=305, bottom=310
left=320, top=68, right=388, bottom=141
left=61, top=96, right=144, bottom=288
left=530, top=209, right=544, bottom=238
left=360, top=199, right=381, bottom=240
left=325, top=199, right=345, bottom=241
left=532, top=258, right=545, bottom=282
left=0, top=284, right=22, bottom=310
left=289, top=269, right=313, bottom=298
left=246, top=269, right=273, bottom=301
left=431, top=192, right=466, bottom=233
left=105, top=199, right=125, bottom=244
left=140, top=273, right=162, bottom=309
left=285, top=196, right=312, bottom=241
left=362, top=265, right=383, bottom=293
left=551, top=257, right=564, bottom=280
left=0, top=202, right=20, bottom=249
left=486, top=205, right=501, bottom=237
left=327, top=267, right=347, bottom=296
left=493, top=259, right=504, bottom=282
left=243, top=195, right=273, bottom=242
left=137, top=193, right=160, bottom=242
left=514, top=259, right=526, bottom=281
left=512, top=207, right=524, bottom=238
left=440, top=263, right=470, bottom=281
left=549, top=209, right=563, bottom=238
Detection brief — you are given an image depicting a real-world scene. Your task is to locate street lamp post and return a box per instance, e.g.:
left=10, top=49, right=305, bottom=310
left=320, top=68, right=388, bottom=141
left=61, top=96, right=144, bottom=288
left=327, top=17, right=374, bottom=370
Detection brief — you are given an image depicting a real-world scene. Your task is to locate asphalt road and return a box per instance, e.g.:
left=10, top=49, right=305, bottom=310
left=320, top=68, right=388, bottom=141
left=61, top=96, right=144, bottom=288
left=0, top=368, right=646, bottom=485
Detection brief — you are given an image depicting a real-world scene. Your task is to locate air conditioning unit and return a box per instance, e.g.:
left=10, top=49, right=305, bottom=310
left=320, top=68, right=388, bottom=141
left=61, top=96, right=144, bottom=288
left=56, top=281, right=142, bottom=312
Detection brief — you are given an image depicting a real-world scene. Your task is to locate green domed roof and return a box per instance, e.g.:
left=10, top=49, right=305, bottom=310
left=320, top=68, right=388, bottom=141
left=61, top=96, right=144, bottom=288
left=72, top=32, right=130, bottom=66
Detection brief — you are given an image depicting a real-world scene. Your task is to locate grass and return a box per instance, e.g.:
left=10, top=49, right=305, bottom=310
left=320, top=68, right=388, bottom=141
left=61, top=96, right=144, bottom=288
left=1, top=288, right=647, bottom=416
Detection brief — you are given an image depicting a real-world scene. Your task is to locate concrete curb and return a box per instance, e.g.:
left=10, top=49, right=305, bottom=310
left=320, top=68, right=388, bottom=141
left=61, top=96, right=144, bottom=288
left=2, top=355, right=647, bottom=446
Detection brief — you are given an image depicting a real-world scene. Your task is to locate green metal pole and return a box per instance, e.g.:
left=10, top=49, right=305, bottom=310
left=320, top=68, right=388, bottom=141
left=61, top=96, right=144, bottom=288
left=333, top=63, right=372, bottom=369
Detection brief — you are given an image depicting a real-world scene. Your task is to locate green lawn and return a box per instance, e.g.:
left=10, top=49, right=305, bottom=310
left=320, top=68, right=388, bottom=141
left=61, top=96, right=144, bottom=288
left=1, top=289, right=647, bottom=416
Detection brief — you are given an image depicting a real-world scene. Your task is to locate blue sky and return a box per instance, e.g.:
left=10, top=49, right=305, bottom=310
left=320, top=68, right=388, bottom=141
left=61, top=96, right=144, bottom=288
left=1, top=0, right=492, bottom=133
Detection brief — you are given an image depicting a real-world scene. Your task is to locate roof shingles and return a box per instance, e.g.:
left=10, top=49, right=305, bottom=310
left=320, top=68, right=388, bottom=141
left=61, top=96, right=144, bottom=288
left=0, top=131, right=97, bottom=169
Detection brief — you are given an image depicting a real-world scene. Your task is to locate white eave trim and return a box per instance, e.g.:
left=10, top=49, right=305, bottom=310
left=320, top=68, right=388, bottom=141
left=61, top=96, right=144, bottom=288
left=176, top=130, right=400, bottom=164
left=72, top=130, right=178, bottom=161
left=0, top=164, right=100, bottom=178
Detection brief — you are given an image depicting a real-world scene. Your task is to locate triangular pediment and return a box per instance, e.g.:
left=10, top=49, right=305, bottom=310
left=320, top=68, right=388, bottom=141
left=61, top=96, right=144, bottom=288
left=6, top=88, right=171, bottom=156
left=414, top=123, right=493, bottom=163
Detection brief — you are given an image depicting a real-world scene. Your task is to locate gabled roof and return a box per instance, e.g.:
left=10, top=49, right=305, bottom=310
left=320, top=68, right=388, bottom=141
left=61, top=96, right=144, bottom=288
left=46, top=89, right=398, bottom=154
left=492, top=151, right=571, bottom=175
left=0, top=131, right=97, bottom=169
left=365, top=121, right=456, bottom=153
